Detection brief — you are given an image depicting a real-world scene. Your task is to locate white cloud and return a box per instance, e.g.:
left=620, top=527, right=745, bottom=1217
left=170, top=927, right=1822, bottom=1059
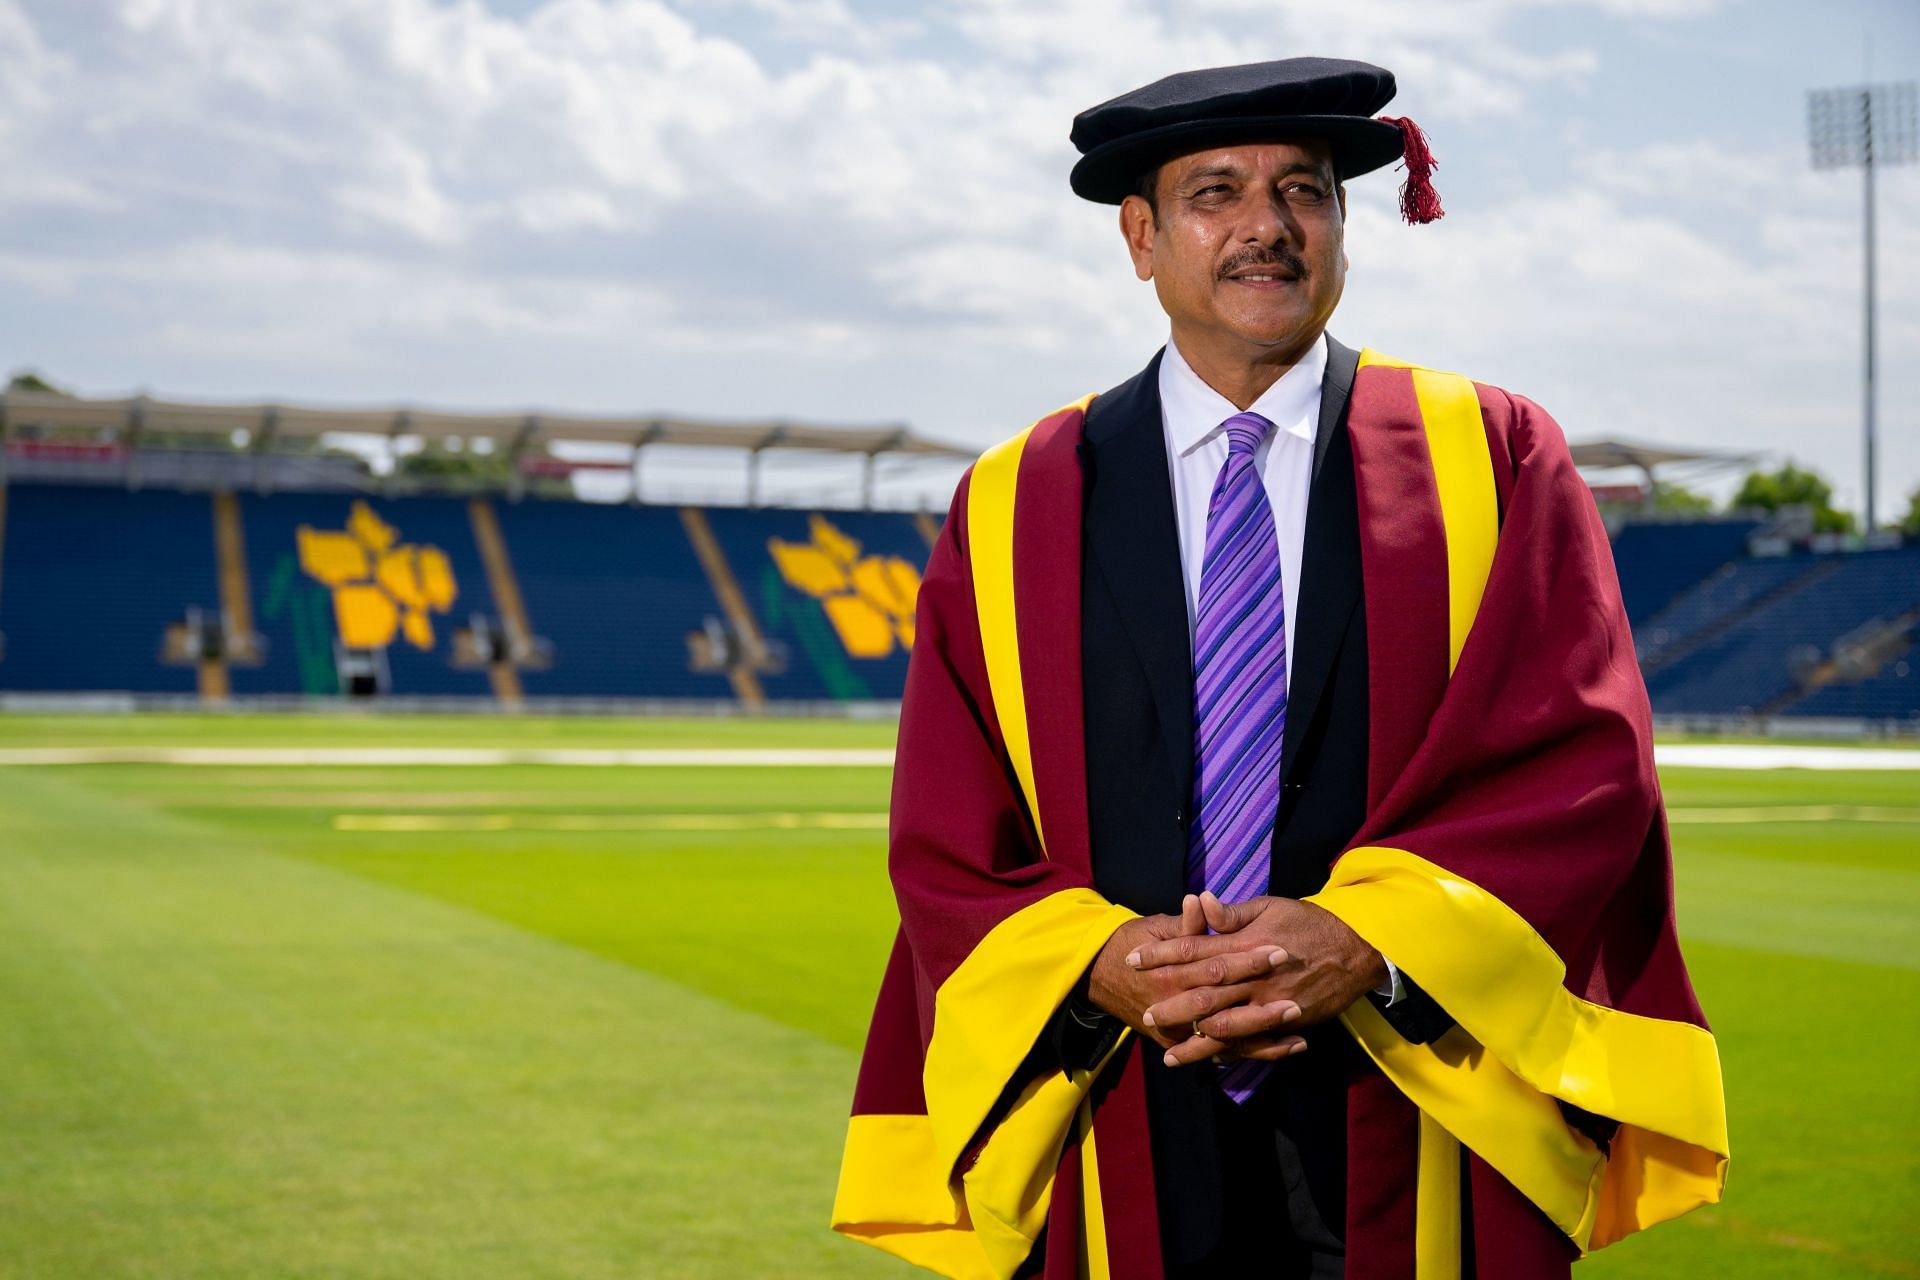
left=1554, top=0, right=1722, bottom=16
left=2, top=0, right=1913, bottom=512
left=334, top=133, right=468, bottom=242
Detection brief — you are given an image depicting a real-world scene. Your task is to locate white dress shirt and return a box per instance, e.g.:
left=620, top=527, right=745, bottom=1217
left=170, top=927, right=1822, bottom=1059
left=1157, top=331, right=1325, bottom=694
left=1156, top=330, right=1404, bottom=1004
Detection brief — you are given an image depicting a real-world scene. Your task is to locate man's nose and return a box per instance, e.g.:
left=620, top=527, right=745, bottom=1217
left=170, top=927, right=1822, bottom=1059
left=1237, top=189, right=1295, bottom=245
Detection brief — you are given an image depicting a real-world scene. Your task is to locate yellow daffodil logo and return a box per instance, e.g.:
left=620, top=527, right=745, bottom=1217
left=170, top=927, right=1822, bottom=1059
left=768, top=515, right=920, bottom=658
left=297, top=501, right=457, bottom=650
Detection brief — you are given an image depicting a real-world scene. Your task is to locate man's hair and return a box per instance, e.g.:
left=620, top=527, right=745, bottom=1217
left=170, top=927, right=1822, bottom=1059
left=1131, top=163, right=1163, bottom=223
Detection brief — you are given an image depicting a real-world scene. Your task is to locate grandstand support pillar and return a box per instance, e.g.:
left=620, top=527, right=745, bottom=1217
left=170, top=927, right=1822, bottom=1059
left=468, top=499, right=534, bottom=708
left=678, top=506, right=768, bottom=709
left=252, top=405, right=280, bottom=494
left=867, top=427, right=907, bottom=513
left=747, top=426, right=787, bottom=510
left=125, top=396, right=146, bottom=490
left=386, top=410, right=411, bottom=498
left=630, top=421, right=663, bottom=507
left=506, top=415, right=540, bottom=503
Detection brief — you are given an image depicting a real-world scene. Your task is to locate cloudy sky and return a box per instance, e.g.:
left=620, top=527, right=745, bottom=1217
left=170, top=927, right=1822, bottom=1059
left=2, top=0, right=1916, bottom=515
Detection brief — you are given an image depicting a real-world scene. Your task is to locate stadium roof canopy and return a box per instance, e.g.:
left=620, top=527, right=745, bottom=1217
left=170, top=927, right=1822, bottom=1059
left=0, top=389, right=976, bottom=459
left=2, top=397, right=1755, bottom=473
left=1567, top=438, right=1756, bottom=474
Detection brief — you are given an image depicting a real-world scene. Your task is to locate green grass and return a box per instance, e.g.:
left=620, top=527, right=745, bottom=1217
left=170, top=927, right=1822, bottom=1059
left=0, top=715, right=1915, bottom=1277
left=0, top=712, right=900, bottom=749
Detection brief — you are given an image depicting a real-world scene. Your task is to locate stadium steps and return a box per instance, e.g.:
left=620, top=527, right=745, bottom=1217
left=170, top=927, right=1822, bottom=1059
left=1777, top=646, right=1920, bottom=720
left=1758, top=606, right=1920, bottom=715
left=1635, top=557, right=1838, bottom=675
left=1648, top=546, right=1920, bottom=716
left=677, top=506, right=773, bottom=708
left=463, top=497, right=547, bottom=703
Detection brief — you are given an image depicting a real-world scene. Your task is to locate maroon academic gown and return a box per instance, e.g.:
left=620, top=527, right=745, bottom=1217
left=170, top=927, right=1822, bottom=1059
left=831, top=349, right=1728, bottom=1279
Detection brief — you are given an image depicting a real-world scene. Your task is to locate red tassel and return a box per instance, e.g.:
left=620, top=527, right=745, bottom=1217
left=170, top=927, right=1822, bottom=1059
left=1377, top=115, right=1443, bottom=225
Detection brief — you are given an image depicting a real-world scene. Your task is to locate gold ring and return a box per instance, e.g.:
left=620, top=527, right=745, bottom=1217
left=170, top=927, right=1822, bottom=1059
left=1191, top=1019, right=1205, bottom=1039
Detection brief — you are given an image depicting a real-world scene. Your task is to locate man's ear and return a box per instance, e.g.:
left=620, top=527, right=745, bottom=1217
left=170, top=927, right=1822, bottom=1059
left=1335, top=182, right=1349, bottom=274
left=1118, top=195, right=1155, bottom=282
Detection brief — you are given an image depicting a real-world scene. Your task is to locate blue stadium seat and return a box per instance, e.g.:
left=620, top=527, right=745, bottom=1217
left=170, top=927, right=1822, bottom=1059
left=1633, top=555, right=1825, bottom=669
left=0, top=485, right=217, bottom=693
left=701, top=507, right=932, bottom=702
left=495, top=500, right=734, bottom=700
left=1610, top=519, right=1760, bottom=626
left=1784, top=653, right=1920, bottom=722
left=6, top=480, right=1906, bottom=720
left=0, top=484, right=936, bottom=702
left=1646, top=547, right=1920, bottom=716
left=233, top=492, right=499, bottom=697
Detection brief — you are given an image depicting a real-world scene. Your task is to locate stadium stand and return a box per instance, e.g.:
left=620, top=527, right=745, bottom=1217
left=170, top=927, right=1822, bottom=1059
left=0, top=474, right=1913, bottom=727
left=0, top=386, right=967, bottom=707
left=701, top=506, right=926, bottom=703
left=0, top=485, right=217, bottom=694
left=232, top=492, right=498, bottom=699
left=1638, top=545, right=1920, bottom=721
left=1609, top=518, right=1763, bottom=626
left=1786, top=652, right=1920, bottom=720
left=1631, top=554, right=1829, bottom=671
left=0, top=482, right=934, bottom=704
left=496, top=501, right=735, bottom=702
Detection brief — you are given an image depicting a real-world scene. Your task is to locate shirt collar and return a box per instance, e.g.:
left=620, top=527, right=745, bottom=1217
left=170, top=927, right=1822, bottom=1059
left=1158, top=330, right=1326, bottom=458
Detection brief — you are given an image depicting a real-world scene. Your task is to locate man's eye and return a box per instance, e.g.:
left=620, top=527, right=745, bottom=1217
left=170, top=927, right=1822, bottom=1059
left=1287, top=184, right=1327, bottom=201
left=1193, top=184, right=1229, bottom=198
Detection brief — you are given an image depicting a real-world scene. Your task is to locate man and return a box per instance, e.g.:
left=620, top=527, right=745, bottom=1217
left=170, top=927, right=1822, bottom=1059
left=833, top=57, right=1727, bottom=1280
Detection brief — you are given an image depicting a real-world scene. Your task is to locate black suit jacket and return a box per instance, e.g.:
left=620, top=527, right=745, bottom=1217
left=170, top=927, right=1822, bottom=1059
left=1063, top=336, right=1447, bottom=1264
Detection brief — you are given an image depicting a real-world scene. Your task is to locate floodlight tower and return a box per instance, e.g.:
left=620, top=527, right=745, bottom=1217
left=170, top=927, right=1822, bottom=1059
left=1807, top=81, right=1916, bottom=533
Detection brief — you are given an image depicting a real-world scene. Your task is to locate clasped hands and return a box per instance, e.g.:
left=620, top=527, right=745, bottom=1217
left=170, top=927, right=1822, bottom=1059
left=1087, top=891, right=1387, bottom=1068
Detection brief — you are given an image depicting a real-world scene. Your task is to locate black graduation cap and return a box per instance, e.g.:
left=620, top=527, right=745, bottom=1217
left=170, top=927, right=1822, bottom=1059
left=1069, top=56, right=1442, bottom=223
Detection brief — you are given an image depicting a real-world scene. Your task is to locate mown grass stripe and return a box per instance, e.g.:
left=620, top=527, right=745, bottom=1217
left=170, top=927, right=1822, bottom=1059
left=1668, top=805, right=1920, bottom=824
left=0, top=747, right=896, bottom=766
left=6, top=742, right=1917, bottom=769
left=332, top=811, right=892, bottom=832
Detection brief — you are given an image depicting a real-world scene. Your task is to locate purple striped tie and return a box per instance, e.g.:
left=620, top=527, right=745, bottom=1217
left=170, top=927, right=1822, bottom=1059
left=1186, top=410, right=1287, bottom=1103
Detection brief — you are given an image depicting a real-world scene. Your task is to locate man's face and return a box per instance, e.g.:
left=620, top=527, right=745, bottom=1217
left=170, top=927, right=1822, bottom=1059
left=1119, top=139, right=1347, bottom=360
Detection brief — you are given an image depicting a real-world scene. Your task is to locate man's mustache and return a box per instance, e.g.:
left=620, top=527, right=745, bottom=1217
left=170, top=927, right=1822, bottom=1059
left=1217, top=248, right=1307, bottom=281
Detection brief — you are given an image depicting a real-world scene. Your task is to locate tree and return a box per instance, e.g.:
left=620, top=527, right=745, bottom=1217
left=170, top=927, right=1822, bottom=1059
left=1591, top=479, right=1717, bottom=520
left=7, top=369, right=69, bottom=395
left=1730, top=463, right=1857, bottom=535
left=394, top=439, right=513, bottom=484
left=1649, top=480, right=1716, bottom=515
left=1900, top=485, right=1920, bottom=538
